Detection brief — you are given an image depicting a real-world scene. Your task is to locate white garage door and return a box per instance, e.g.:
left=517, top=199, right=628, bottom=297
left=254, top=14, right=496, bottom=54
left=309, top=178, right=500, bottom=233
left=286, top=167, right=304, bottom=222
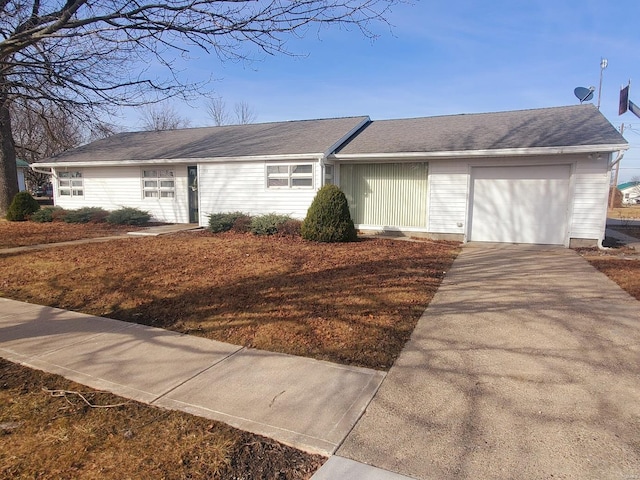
left=470, top=165, right=570, bottom=245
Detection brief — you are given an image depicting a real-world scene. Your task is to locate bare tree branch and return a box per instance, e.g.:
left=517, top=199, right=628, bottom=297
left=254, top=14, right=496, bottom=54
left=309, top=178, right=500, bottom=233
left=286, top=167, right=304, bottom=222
left=0, top=0, right=399, bottom=214
left=206, top=96, right=229, bottom=126
left=139, top=102, right=190, bottom=131
left=234, top=100, right=256, bottom=125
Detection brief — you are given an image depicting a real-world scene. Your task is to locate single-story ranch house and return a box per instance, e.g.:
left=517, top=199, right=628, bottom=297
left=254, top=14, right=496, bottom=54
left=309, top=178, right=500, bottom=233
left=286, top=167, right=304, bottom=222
left=35, top=104, right=627, bottom=247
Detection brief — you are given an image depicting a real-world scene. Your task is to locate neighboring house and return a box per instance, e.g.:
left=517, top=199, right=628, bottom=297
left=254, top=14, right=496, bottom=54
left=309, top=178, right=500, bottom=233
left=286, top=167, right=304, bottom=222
left=35, top=104, right=628, bottom=247
left=618, top=181, right=640, bottom=205
left=16, top=159, right=28, bottom=191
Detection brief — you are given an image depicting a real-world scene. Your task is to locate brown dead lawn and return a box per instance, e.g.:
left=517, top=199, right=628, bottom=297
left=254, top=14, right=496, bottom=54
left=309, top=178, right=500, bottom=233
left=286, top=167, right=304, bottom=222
left=0, top=220, right=146, bottom=248
left=608, top=205, right=640, bottom=219
left=0, top=358, right=324, bottom=479
left=0, top=227, right=459, bottom=370
left=578, top=252, right=640, bottom=301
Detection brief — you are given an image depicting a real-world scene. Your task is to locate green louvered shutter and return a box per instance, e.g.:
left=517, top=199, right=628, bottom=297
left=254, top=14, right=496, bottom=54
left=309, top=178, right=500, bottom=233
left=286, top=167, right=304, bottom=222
left=340, top=163, right=428, bottom=228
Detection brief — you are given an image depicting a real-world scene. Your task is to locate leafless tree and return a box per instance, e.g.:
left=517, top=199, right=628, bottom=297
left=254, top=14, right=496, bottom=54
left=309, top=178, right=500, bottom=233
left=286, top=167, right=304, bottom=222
left=207, top=97, right=230, bottom=126
left=11, top=101, right=84, bottom=163
left=0, top=0, right=396, bottom=215
left=139, top=104, right=190, bottom=131
left=234, top=101, right=257, bottom=125
left=207, top=97, right=256, bottom=125
left=11, top=100, right=118, bottom=191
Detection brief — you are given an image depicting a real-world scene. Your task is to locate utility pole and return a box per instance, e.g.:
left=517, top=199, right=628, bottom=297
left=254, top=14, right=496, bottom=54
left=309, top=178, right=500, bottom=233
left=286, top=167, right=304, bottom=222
left=609, top=122, right=624, bottom=208
left=598, top=58, right=608, bottom=110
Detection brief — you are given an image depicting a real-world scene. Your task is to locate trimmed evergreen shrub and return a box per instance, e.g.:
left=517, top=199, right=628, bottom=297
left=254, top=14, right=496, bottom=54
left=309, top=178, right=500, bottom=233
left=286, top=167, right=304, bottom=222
left=63, top=207, right=109, bottom=224
left=6, top=191, right=41, bottom=221
left=249, top=213, right=291, bottom=235
left=230, top=214, right=253, bottom=233
left=51, top=208, right=68, bottom=222
left=301, top=185, right=357, bottom=242
left=208, top=212, right=247, bottom=233
left=277, top=219, right=303, bottom=237
left=30, top=206, right=64, bottom=223
left=106, top=207, right=151, bottom=225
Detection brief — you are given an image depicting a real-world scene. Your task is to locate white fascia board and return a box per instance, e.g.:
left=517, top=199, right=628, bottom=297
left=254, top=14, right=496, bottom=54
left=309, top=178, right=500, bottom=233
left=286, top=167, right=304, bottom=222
left=322, top=117, right=371, bottom=157
left=330, top=144, right=630, bottom=162
left=36, top=153, right=324, bottom=168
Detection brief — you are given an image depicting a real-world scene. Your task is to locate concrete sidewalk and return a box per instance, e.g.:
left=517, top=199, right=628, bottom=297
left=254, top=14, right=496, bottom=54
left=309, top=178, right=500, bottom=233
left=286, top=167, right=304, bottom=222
left=336, top=244, right=640, bottom=479
left=0, top=224, right=201, bottom=255
left=0, top=298, right=384, bottom=456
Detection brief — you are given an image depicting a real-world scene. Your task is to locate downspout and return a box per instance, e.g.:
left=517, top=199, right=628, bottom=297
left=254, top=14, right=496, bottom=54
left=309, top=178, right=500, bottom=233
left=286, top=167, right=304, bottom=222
left=600, top=149, right=627, bottom=250
left=318, top=154, right=326, bottom=187
left=609, top=150, right=625, bottom=170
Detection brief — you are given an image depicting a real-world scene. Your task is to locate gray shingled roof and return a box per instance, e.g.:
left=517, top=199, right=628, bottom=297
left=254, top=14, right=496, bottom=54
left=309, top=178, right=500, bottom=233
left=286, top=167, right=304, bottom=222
left=38, top=116, right=369, bottom=164
left=335, top=105, right=627, bottom=155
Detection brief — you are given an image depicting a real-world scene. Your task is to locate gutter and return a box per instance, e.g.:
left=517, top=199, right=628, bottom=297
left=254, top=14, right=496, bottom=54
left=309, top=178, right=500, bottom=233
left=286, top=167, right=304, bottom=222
left=29, top=164, right=53, bottom=175
left=34, top=153, right=326, bottom=169
left=331, top=143, right=630, bottom=162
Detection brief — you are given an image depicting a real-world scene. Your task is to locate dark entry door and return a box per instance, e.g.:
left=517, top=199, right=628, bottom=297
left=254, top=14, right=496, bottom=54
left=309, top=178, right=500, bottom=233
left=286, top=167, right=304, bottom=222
left=187, top=166, right=199, bottom=224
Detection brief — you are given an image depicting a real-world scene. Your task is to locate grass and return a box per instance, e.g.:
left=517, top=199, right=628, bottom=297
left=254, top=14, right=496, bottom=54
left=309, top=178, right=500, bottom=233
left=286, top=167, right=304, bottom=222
left=608, top=205, right=640, bottom=219
left=577, top=246, right=640, bottom=302
left=0, top=359, right=324, bottom=479
left=0, top=221, right=458, bottom=478
left=583, top=256, right=640, bottom=300
left=0, top=220, right=146, bottom=248
left=0, top=230, right=458, bottom=370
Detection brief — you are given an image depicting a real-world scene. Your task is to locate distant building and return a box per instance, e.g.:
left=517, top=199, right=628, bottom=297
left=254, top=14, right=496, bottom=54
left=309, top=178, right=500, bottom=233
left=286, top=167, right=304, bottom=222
left=618, top=181, right=640, bottom=205
left=16, top=159, right=28, bottom=191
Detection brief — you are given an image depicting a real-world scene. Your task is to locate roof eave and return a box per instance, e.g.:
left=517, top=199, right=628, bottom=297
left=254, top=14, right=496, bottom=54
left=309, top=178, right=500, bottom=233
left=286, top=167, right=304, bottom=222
left=330, top=144, right=629, bottom=161
left=36, top=153, right=326, bottom=168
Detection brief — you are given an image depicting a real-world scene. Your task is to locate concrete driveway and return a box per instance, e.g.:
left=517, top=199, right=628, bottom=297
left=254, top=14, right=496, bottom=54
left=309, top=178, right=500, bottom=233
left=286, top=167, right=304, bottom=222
left=338, top=244, right=640, bottom=479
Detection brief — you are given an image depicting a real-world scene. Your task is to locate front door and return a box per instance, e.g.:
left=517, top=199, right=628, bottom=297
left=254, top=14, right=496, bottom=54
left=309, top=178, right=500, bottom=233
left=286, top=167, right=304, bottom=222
left=187, top=166, right=199, bottom=224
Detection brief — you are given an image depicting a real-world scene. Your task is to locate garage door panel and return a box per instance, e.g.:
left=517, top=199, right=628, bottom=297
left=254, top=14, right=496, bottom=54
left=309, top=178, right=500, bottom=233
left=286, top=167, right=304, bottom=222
left=470, top=166, right=570, bottom=245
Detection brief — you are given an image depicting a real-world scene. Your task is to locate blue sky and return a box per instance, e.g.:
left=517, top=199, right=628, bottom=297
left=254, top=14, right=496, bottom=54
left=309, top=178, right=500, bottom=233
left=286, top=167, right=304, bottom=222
left=120, top=0, right=640, bottom=183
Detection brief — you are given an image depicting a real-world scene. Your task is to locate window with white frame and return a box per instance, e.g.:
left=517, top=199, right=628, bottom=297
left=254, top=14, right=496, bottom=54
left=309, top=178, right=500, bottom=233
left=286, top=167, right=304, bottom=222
left=142, top=169, right=175, bottom=198
left=324, top=164, right=334, bottom=185
left=266, top=164, right=313, bottom=188
left=58, top=171, right=83, bottom=197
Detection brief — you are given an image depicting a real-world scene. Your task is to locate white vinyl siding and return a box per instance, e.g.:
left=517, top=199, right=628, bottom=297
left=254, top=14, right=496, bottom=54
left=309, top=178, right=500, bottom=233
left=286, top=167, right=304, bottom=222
left=427, top=161, right=468, bottom=234
left=52, top=166, right=189, bottom=223
left=199, top=161, right=320, bottom=224
left=426, top=155, right=609, bottom=245
left=340, top=163, right=428, bottom=229
left=569, top=156, right=610, bottom=240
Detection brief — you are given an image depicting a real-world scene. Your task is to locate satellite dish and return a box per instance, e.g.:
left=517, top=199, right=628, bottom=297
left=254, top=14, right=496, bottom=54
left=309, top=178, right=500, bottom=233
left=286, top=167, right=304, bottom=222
left=574, top=86, right=595, bottom=103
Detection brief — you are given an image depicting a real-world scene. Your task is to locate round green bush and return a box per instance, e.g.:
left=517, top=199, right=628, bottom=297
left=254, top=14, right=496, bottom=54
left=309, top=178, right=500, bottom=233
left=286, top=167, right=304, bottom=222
left=301, top=185, right=357, bottom=242
left=6, top=191, right=41, bottom=221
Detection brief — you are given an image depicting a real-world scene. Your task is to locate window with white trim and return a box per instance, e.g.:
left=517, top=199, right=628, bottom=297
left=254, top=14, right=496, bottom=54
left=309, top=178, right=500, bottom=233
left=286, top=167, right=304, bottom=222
left=266, top=164, right=313, bottom=188
left=58, top=171, right=83, bottom=197
left=142, top=169, right=175, bottom=198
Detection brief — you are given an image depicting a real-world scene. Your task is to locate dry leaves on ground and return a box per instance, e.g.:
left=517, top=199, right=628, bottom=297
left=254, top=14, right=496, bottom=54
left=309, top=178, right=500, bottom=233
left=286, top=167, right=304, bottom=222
left=0, top=228, right=459, bottom=370
left=0, top=220, right=146, bottom=248
left=0, top=359, right=324, bottom=479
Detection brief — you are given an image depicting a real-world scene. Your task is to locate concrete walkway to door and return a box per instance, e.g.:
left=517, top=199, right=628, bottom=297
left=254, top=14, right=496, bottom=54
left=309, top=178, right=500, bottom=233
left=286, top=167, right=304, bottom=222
left=335, top=244, right=640, bottom=479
